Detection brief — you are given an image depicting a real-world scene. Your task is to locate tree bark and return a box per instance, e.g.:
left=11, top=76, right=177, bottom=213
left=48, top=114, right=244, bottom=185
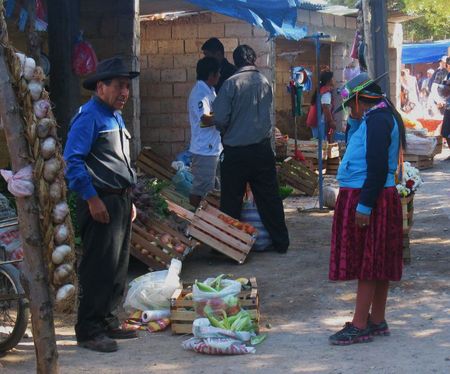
left=0, top=46, right=59, bottom=374
left=362, top=0, right=390, bottom=96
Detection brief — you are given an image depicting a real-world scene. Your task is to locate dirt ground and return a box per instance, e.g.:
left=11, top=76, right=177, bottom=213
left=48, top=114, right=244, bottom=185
left=1, top=149, right=449, bottom=374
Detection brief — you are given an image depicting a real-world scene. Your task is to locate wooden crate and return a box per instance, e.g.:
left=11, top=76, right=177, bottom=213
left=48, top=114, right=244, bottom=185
left=432, top=135, right=443, bottom=156
left=278, top=157, right=318, bottom=196
left=404, top=154, right=433, bottom=170
left=160, top=185, right=195, bottom=212
left=170, top=277, right=260, bottom=335
left=166, top=200, right=255, bottom=264
left=326, top=157, right=340, bottom=176
left=288, top=140, right=339, bottom=160
left=401, top=194, right=414, bottom=234
left=130, top=220, right=199, bottom=271
left=303, top=157, right=328, bottom=176
left=137, top=148, right=175, bottom=181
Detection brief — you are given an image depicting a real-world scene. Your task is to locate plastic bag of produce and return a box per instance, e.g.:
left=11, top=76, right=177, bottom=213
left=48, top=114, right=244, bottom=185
left=405, top=133, right=437, bottom=156
left=240, top=198, right=272, bottom=251
left=182, top=337, right=255, bottom=355
left=172, top=168, right=193, bottom=197
left=123, top=259, right=182, bottom=312
left=193, top=275, right=241, bottom=317
left=192, top=317, right=254, bottom=341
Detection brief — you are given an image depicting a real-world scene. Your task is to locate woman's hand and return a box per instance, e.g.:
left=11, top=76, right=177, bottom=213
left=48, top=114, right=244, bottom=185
left=355, top=212, right=370, bottom=228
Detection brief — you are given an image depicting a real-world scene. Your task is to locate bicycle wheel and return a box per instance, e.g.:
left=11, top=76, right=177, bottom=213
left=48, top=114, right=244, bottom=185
left=0, top=263, right=29, bottom=352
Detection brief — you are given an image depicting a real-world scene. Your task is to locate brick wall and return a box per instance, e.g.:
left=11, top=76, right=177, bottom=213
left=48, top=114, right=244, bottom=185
left=140, top=12, right=274, bottom=158
left=80, top=0, right=141, bottom=159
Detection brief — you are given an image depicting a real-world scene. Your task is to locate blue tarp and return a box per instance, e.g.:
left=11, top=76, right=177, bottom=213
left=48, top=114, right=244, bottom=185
left=185, top=0, right=308, bottom=40
left=402, top=40, right=450, bottom=64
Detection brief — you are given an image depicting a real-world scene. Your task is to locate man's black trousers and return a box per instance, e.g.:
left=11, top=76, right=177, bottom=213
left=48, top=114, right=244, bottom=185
left=75, top=192, right=132, bottom=342
left=220, top=138, right=289, bottom=251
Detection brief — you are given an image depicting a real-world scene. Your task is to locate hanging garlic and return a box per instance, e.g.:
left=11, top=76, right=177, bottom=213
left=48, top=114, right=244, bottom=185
left=56, top=284, right=75, bottom=303
left=40, top=137, right=56, bottom=160
left=52, top=202, right=69, bottom=224
left=23, top=57, right=36, bottom=80
left=43, top=157, right=61, bottom=182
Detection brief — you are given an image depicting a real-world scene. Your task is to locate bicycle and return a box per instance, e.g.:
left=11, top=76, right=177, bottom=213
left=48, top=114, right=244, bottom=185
left=0, top=217, right=29, bottom=353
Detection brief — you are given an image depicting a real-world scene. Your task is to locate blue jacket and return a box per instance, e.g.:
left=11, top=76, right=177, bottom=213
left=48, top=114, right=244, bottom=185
left=63, top=97, right=136, bottom=200
left=337, top=106, right=400, bottom=215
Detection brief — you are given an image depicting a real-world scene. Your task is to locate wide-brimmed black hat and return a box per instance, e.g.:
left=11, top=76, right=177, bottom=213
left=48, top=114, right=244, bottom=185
left=83, top=57, right=139, bottom=90
left=334, top=71, right=388, bottom=113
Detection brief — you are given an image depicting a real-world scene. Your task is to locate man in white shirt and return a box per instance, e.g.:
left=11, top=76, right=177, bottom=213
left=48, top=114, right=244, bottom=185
left=188, top=57, right=222, bottom=207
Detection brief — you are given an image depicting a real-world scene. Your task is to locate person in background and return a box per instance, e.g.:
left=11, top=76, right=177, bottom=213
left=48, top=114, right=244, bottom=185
left=328, top=72, right=406, bottom=345
left=306, top=70, right=336, bottom=141
left=201, top=37, right=237, bottom=92
left=187, top=57, right=222, bottom=207
left=213, top=44, right=289, bottom=253
left=64, top=57, right=139, bottom=352
left=428, top=55, right=448, bottom=91
left=421, top=68, right=434, bottom=95
left=415, top=72, right=424, bottom=90
left=439, top=78, right=450, bottom=149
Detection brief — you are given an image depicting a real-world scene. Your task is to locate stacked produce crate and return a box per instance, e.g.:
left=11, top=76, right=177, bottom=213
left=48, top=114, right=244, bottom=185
left=287, top=140, right=340, bottom=175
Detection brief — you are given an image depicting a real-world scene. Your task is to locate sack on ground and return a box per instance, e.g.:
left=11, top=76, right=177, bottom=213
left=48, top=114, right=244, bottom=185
left=240, top=198, right=272, bottom=251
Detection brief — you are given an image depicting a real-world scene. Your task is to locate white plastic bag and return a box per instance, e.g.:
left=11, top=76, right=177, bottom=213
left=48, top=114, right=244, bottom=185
left=0, top=166, right=34, bottom=197
left=405, top=134, right=437, bottom=156
left=123, top=259, right=182, bottom=312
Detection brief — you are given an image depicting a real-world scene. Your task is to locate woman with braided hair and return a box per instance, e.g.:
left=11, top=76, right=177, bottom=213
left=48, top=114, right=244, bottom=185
left=328, top=72, right=406, bottom=345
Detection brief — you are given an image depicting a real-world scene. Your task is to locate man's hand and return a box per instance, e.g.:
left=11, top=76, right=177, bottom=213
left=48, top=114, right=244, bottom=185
left=131, top=203, right=137, bottom=222
left=87, top=196, right=110, bottom=224
left=200, top=114, right=214, bottom=128
left=355, top=212, right=370, bottom=228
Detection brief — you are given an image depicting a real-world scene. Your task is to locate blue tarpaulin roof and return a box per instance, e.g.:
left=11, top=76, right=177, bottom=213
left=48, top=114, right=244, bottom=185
left=185, top=0, right=309, bottom=40
left=402, top=40, right=450, bottom=64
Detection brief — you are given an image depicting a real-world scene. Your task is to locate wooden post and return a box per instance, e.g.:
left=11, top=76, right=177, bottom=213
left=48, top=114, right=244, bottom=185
left=0, top=47, right=59, bottom=374
left=47, top=0, right=80, bottom=143
left=362, top=0, right=390, bottom=96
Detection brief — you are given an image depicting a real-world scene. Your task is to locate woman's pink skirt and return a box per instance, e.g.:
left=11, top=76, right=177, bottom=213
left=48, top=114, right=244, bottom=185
left=329, top=187, right=403, bottom=281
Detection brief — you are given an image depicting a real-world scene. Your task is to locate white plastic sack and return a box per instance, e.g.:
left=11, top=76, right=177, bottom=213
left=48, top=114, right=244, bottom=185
left=240, top=198, right=271, bottom=251
left=0, top=166, right=34, bottom=197
left=323, top=186, right=339, bottom=209
left=405, top=134, right=437, bottom=156
left=182, top=337, right=255, bottom=355
left=123, top=259, right=182, bottom=312
left=192, top=318, right=254, bottom=342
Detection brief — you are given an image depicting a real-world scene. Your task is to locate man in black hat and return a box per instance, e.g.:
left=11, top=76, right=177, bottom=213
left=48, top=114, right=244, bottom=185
left=64, top=56, right=139, bottom=352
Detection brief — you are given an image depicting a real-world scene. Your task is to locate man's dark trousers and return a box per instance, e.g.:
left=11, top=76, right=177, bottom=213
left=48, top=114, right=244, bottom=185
left=220, top=138, right=289, bottom=251
left=75, top=191, right=132, bottom=342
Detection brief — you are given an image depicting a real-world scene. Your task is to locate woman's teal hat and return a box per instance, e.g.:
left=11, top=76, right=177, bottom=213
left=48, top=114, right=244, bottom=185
left=334, top=71, right=388, bottom=113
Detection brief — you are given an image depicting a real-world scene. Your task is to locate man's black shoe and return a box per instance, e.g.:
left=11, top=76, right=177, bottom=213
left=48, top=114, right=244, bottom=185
left=77, top=334, right=118, bottom=352
left=106, top=327, right=138, bottom=340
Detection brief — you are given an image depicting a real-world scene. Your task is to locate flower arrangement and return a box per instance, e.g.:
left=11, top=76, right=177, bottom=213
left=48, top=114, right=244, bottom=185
left=396, top=162, right=423, bottom=198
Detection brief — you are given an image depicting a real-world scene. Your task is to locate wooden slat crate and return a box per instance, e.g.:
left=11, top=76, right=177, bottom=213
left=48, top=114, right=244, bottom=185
left=431, top=136, right=443, bottom=156
left=137, top=148, right=175, bottom=181
left=304, top=157, right=328, bottom=175
left=166, top=200, right=255, bottom=264
left=404, top=154, right=434, bottom=170
left=204, top=190, right=221, bottom=209
left=130, top=221, right=199, bottom=271
left=401, top=194, right=414, bottom=264
left=326, top=157, right=340, bottom=176
left=288, top=140, right=339, bottom=159
left=161, top=185, right=195, bottom=212
left=170, top=277, right=260, bottom=335
left=278, top=157, right=318, bottom=196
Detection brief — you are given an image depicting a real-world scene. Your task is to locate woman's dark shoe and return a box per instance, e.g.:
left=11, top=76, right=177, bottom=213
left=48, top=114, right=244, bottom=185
left=368, top=319, right=390, bottom=336
left=329, top=322, right=373, bottom=345
left=78, top=334, right=118, bottom=352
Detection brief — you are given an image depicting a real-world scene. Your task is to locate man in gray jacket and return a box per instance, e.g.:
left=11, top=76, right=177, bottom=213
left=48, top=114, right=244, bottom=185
left=213, top=45, right=289, bottom=253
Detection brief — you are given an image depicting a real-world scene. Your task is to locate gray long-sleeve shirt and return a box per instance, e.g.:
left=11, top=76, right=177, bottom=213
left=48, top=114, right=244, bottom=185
left=212, top=66, right=273, bottom=147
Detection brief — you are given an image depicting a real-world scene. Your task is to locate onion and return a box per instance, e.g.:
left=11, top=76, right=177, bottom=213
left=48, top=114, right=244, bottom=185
left=54, top=224, right=69, bottom=244
left=56, top=284, right=75, bottom=302
left=40, top=137, right=56, bottom=160
left=28, top=81, right=43, bottom=101
left=51, top=244, right=72, bottom=265
left=52, top=202, right=69, bottom=224
left=24, top=57, right=36, bottom=80
left=54, top=263, right=73, bottom=285
left=49, top=182, right=62, bottom=202
left=43, top=158, right=61, bottom=182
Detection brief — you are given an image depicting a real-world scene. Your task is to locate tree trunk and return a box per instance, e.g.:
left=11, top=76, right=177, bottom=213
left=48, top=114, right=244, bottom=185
left=0, top=43, right=59, bottom=374
left=362, top=0, right=390, bottom=96
left=48, top=0, right=80, bottom=143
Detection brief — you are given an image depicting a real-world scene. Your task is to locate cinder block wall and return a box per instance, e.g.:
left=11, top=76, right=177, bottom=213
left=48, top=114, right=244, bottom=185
left=140, top=12, right=274, bottom=158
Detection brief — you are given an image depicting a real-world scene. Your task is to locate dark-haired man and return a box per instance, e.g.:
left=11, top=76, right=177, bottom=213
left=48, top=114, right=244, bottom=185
left=64, top=57, right=139, bottom=352
left=212, top=45, right=290, bottom=253
left=202, top=37, right=236, bottom=92
left=188, top=57, right=222, bottom=207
